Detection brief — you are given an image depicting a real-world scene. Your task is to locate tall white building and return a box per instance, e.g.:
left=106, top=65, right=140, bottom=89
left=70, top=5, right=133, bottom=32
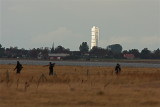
left=91, top=26, right=99, bottom=49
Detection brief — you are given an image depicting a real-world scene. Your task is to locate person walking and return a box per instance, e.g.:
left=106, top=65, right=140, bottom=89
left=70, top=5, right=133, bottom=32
left=115, top=63, right=121, bottom=75
left=44, top=62, right=56, bottom=76
left=14, top=61, right=23, bottom=74
left=49, top=62, right=56, bottom=75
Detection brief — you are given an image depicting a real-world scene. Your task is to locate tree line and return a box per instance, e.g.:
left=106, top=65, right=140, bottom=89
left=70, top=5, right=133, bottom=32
left=0, top=43, right=160, bottom=59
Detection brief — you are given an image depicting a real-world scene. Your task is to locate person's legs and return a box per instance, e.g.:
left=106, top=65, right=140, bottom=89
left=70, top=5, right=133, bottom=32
left=49, top=69, right=53, bottom=75
left=53, top=70, right=57, bottom=76
left=17, top=69, right=20, bottom=73
left=116, top=69, right=120, bottom=75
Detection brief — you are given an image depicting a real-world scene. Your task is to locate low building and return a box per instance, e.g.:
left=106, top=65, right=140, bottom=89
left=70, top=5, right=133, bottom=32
left=48, top=53, right=70, bottom=60
left=123, top=54, right=135, bottom=59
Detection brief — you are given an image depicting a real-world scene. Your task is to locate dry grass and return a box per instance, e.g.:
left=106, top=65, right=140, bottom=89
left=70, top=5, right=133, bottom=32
left=0, top=64, right=160, bottom=107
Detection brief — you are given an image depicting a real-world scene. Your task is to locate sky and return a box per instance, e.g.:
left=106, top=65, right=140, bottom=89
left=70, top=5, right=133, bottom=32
left=0, top=0, right=160, bottom=51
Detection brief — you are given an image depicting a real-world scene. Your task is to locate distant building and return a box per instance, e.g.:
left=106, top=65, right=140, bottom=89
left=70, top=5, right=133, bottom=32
left=48, top=53, right=70, bottom=60
left=91, top=26, right=99, bottom=49
left=123, top=54, right=135, bottom=59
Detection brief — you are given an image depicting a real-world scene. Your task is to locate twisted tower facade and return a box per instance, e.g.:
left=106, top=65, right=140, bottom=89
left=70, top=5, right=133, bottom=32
left=91, top=26, right=99, bottom=49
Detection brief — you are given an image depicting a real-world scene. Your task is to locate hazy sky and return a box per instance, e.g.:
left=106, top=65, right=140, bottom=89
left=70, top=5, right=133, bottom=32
left=1, top=0, right=160, bottom=51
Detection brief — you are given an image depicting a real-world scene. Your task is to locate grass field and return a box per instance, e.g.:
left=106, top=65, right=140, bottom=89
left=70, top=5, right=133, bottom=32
left=0, top=64, right=160, bottom=107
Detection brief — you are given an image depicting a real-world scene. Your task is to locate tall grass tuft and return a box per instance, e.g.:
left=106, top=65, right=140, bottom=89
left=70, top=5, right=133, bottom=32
left=6, top=70, right=10, bottom=85
left=24, top=81, right=30, bottom=91
left=37, top=73, right=47, bottom=89
left=16, top=78, right=19, bottom=89
left=29, top=76, right=34, bottom=82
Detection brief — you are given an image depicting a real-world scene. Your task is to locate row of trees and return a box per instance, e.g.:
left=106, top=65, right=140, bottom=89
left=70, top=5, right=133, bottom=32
left=0, top=43, right=160, bottom=59
left=79, top=42, right=160, bottom=59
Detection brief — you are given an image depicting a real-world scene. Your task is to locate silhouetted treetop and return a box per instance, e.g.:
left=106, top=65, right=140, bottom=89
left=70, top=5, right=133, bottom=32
left=107, top=44, right=122, bottom=54
left=54, top=45, right=70, bottom=53
left=79, top=42, right=89, bottom=53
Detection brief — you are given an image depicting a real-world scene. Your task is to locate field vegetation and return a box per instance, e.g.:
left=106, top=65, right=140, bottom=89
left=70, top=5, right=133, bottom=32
left=0, top=64, right=160, bottom=107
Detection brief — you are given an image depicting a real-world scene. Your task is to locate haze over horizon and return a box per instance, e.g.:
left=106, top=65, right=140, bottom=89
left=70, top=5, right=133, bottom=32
left=1, top=0, right=160, bottom=51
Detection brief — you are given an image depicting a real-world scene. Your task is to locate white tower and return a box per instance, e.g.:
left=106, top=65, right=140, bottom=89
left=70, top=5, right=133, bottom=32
left=91, top=26, right=99, bottom=49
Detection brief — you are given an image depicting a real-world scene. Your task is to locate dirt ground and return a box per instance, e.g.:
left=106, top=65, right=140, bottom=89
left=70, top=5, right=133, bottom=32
left=0, top=64, right=160, bottom=107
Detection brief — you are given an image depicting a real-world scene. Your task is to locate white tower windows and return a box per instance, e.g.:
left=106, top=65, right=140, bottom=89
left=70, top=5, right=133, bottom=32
left=91, top=26, right=99, bottom=49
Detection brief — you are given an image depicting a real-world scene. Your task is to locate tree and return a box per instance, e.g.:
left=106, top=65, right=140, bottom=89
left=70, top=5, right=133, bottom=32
left=5, top=46, right=19, bottom=58
left=140, top=48, right=151, bottom=59
left=54, top=45, right=70, bottom=53
left=90, top=46, right=107, bottom=58
left=107, top=44, right=122, bottom=54
left=153, top=48, right=160, bottom=59
left=50, top=42, right=55, bottom=53
left=79, top=42, right=89, bottom=54
left=128, top=49, right=140, bottom=58
left=0, top=44, right=5, bottom=57
left=29, top=48, right=39, bottom=58
left=41, top=47, right=49, bottom=59
left=122, top=50, right=129, bottom=54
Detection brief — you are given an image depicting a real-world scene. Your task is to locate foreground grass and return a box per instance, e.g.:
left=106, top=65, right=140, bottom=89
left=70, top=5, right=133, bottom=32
left=0, top=64, right=160, bottom=107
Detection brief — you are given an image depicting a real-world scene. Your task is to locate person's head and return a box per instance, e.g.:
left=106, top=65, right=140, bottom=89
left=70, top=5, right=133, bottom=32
left=117, top=63, right=120, bottom=66
left=49, top=62, right=52, bottom=64
left=17, top=61, right=19, bottom=64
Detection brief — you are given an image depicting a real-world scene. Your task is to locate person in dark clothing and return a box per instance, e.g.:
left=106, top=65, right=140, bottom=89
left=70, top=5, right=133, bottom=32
left=49, top=62, right=55, bottom=75
left=44, top=62, right=56, bottom=76
left=14, top=61, right=23, bottom=74
left=115, top=63, right=121, bottom=75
